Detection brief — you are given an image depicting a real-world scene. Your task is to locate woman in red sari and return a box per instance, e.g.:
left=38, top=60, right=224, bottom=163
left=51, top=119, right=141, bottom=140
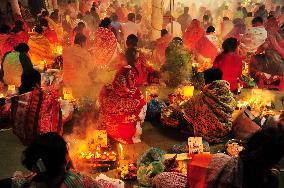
left=125, top=34, right=151, bottom=86
left=99, top=66, right=147, bottom=144
left=152, top=29, right=172, bottom=69
left=195, top=26, right=220, bottom=62
left=91, top=18, right=118, bottom=70
left=11, top=69, right=62, bottom=145
left=70, top=22, right=90, bottom=46
left=183, top=19, right=205, bottom=51
left=39, top=18, right=58, bottom=44
left=213, top=38, right=243, bottom=92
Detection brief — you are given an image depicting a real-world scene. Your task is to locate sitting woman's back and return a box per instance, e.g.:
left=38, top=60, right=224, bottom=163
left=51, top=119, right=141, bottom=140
left=12, top=69, right=62, bottom=145
left=182, top=68, right=236, bottom=143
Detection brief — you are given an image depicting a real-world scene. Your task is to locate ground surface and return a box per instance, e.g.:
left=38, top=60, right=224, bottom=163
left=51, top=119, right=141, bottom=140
left=0, top=88, right=283, bottom=187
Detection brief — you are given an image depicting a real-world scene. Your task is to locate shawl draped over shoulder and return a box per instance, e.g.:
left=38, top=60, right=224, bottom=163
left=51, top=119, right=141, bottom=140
left=182, top=80, right=236, bottom=143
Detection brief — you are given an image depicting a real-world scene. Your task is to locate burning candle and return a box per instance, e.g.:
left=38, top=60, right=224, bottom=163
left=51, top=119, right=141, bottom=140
left=101, top=152, right=108, bottom=160
left=183, top=86, right=194, bottom=98
left=181, top=163, right=187, bottom=174
left=8, top=85, right=16, bottom=94
left=56, top=45, right=63, bottom=55
left=109, top=151, right=116, bottom=161
left=95, top=152, right=99, bottom=159
left=0, top=93, right=4, bottom=98
left=119, top=143, right=124, bottom=160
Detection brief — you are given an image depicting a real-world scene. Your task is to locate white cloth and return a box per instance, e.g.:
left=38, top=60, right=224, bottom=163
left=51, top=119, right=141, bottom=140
left=240, top=26, right=267, bottom=53
left=121, top=21, right=141, bottom=43
left=206, top=34, right=221, bottom=52
left=166, top=21, right=182, bottom=38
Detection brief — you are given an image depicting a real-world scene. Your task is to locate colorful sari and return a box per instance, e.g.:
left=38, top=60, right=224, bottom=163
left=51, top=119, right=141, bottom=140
left=28, top=34, right=55, bottom=66
left=11, top=88, right=62, bottom=145
left=195, top=34, right=219, bottom=62
left=183, top=20, right=205, bottom=51
left=182, top=80, right=236, bottom=143
left=99, top=66, right=147, bottom=144
left=61, top=170, right=102, bottom=188
left=91, top=27, right=118, bottom=70
left=161, top=39, right=192, bottom=88
left=240, top=26, right=267, bottom=54
left=213, top=52, right=243, bottom=91
left=11, top=170, right=102, bottom=188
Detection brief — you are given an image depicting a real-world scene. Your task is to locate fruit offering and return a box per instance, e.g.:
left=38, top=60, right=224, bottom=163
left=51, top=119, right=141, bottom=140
left=117, top=163, right=137, bottom=180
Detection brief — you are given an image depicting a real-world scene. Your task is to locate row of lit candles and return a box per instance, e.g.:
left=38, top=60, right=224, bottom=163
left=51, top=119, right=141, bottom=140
left=80, top=151, right=117, bottom=161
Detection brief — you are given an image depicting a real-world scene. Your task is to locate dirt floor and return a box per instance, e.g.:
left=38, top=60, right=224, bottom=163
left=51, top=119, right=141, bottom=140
left=0, top=88, right=283, bottom=187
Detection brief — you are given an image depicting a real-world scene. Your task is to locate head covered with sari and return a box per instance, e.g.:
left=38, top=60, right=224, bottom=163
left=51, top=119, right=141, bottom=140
left=112, top=65, right=136, bottom=93
left=183, top=19, right=205, bottom=51
left=182, top=68, right=236, bottom=143
left=92, top=20, right=118, bottom=69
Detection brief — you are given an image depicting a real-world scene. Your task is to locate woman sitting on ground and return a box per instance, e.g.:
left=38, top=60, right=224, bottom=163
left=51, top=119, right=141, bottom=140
left=195, top=26, right=220, bottom=64
left=160, top=37, right=192, bottom=88
left=28, top=25, right=55, bottom=66
left=161, top=68, right=236, bottom=143
left=125, top=34, right=152, bottom=86
left=91, top=17, right=119, bottom=73
left=250, top=23, right=284, bottom=89
left=99, top=65, right=147, bottom=144
left=182, top=68, right=236, bottom=143
left=11, top=69, right=62, bottom=145
left=213, top=37, right=243, bottom=92
left=152, top=128, right=284, bottom=188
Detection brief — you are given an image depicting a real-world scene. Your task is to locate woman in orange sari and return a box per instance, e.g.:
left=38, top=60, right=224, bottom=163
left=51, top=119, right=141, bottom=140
left=183, top=19, right=205, bottom=51
left=99, top=66, right=147, bottom=144
left=28, top=25, right=55, bottom=66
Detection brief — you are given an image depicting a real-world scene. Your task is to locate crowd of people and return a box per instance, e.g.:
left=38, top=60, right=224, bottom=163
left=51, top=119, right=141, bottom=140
left=0, top=0, right=283, bottom=187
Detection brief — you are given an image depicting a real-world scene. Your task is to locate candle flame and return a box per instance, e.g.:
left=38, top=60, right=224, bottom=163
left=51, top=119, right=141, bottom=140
left=119, top=143, right=123, bottom=151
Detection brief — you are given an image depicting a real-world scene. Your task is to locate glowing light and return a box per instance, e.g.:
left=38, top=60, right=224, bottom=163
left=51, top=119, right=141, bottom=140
left=183, top=86, right=194, bottom=98
left=119, top=143, right=124, bottom=160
